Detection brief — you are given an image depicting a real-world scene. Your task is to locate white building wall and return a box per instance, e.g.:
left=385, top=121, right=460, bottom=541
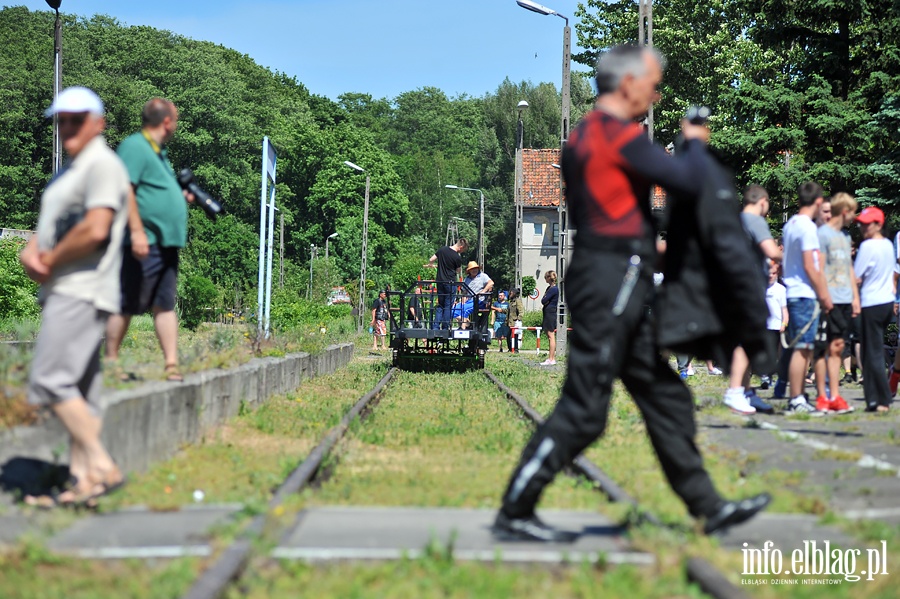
left=521, top=208, right=573, bottom=308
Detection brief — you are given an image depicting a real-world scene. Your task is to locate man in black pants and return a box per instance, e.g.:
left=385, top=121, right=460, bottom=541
left=425, top=238, right=468, bottom=329
left=493, top=45, right=770, bottom=542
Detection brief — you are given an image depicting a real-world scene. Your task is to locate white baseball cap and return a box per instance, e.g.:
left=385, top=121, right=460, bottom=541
left=44, top=86, right=104, bottom=117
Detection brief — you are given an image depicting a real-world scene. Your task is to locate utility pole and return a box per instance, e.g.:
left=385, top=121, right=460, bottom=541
left=515, top=101, right=528, bottom=293
left=638, top=0, right=654, bottom=140
left=279, top=212, right=284, bottom=289
left=555, top=19, right=571, bottom=357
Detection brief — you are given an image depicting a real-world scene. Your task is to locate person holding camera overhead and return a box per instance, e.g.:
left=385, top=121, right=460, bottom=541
left=105, top=98, right=194, bottom=382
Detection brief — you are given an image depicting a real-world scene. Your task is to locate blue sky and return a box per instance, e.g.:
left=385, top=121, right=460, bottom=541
left=11, top=0, right=591, bottom=101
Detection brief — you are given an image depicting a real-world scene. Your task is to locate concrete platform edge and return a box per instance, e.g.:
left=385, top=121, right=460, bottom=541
left=0, top=343, right=354, bottom=474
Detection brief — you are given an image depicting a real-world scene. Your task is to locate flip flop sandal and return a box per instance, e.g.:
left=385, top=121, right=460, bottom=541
left=164, top=365, right=184, bottom=383
left=64, top=477, right=129, bottom=509
left=22, top=474, right=81, bottom=510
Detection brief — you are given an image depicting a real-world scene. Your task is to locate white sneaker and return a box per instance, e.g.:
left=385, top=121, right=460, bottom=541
left=724, top=388, right=756, bottom=414
left=785, top=396, right=824, bottom=417
left=540, top=359, right=557, bottom=366
left=709, top=367, right=723, bottom=376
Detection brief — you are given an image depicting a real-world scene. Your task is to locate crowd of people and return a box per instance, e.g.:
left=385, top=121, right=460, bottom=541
left=678, top=186, right=899, bottom=416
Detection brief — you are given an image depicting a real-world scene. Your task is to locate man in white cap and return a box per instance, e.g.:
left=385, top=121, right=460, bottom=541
left=19, top=87, right=130, bottom=507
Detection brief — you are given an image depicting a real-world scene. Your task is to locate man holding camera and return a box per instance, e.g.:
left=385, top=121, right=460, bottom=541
left=105, top=98, right=192, bottom=382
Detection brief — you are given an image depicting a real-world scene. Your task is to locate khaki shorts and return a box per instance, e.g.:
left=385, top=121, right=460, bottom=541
left=28, top=294, right=108, bottom=411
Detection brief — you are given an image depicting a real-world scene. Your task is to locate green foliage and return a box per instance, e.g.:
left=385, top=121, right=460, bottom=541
left=521, top=276, right=537, bottom=297
left=0, top=238, right=39, bottom=320
left=574, top=0, right=900, bottom=216
left=269, top=286, right=353, bottom=331
left=178, top=273, right=218, bottom=330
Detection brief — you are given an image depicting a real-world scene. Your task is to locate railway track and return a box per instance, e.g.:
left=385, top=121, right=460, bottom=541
left=182, top=365, right=748, bottom=599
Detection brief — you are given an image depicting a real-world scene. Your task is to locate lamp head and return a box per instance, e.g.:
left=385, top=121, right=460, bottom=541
left=517, top=100, right=529, bottom=109
left=328, top=232, right=339, bottom=239
left=45, top=0, right=62, bottom=9
left=445, top=185, right=459, bottom=189
left=516, top=0, right=554, bottom=16
left=343, top=160, right=364, bottom=172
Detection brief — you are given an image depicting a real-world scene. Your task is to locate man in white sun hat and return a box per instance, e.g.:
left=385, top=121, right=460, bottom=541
left=19, top=86, right=130, bottom=507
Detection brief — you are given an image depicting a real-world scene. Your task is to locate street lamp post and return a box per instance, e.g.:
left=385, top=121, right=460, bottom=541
left=46, top=0, right=62, bottom=174
left=307, top=244, right=316, bottom=300
left=325, top=232, right=338, bottom=260
left=444, top=185, right=484, bottom=268
left=638, top=0, right=654, bottom=140
left=515, top=0, right=571, bottom=356
left=344, top=161, right=369, bottom=332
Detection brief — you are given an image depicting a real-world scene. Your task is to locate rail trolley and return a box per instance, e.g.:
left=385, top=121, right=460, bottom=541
left=385, top=280, right=492, bottom=371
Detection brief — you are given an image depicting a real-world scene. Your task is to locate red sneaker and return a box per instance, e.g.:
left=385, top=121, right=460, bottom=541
left=815, top=395, right=832, bottom=413
left=889, top=368, right=900, bottom=396
left=829, top=395, right=854, bottom=414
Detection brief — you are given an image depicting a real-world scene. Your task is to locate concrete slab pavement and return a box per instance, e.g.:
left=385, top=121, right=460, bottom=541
left=274, top=507, right=653, bottom=565
left=45, top=505, right=242, bottom=559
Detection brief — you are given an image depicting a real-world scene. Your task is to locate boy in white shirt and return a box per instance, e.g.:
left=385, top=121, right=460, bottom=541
left=761, top=264, right=788, bottom=388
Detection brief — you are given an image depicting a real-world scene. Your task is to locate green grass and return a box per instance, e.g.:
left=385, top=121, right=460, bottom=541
left=0, top=541, right=199, bottom=599
left=97, top=358, right=387, bottom=512
left=8, top=350, right=900, bottom=598
left=0, top=316, right=360, bottom=430
left=307, top=368, right=602, bottom=510
left=228, top=557, right=701, bottom=599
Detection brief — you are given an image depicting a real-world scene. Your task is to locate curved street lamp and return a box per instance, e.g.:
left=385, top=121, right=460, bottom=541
left=46, top=0, right=62, bottom=173
left=344, top=161, right=369, bottom=332
left=325, top=232, right=339, bottom=260
left=444, top=185, right=484, bottom=269
left=515, top=0, right=571, bottom=356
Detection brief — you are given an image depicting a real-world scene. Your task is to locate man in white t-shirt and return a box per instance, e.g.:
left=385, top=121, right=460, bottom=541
left=19, top=87, right=130, bottom=506
left=781, top=182, right=833, bottom=416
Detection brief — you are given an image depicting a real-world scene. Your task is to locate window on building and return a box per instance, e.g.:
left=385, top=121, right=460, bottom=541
left=552, top=222, right=559, bottom=244
left=533, top=223, right=543, bottom=237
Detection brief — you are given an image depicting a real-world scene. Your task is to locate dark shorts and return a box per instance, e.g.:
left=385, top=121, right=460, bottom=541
left=815, top=303, right=852, bottom=356
left=542, top=310, right=557, bottom=333
left=121, top=245, right=179, bottom=314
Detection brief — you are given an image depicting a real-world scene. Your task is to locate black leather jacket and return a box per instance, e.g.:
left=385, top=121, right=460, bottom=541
left=656, top=152, right=776, bottom=374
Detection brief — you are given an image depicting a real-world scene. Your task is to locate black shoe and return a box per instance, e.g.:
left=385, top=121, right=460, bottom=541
left=492, top=511, right=579, bottom=543
left=703, top=493, right=771, bottom=535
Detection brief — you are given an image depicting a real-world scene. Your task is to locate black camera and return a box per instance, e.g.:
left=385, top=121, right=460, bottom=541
left=685, top=105, right=711, bottom=125
left=177, top=168, right=223, bottom=221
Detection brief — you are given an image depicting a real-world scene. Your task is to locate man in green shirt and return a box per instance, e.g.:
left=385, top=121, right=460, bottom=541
left=105, top=98, right=191, bottom=382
